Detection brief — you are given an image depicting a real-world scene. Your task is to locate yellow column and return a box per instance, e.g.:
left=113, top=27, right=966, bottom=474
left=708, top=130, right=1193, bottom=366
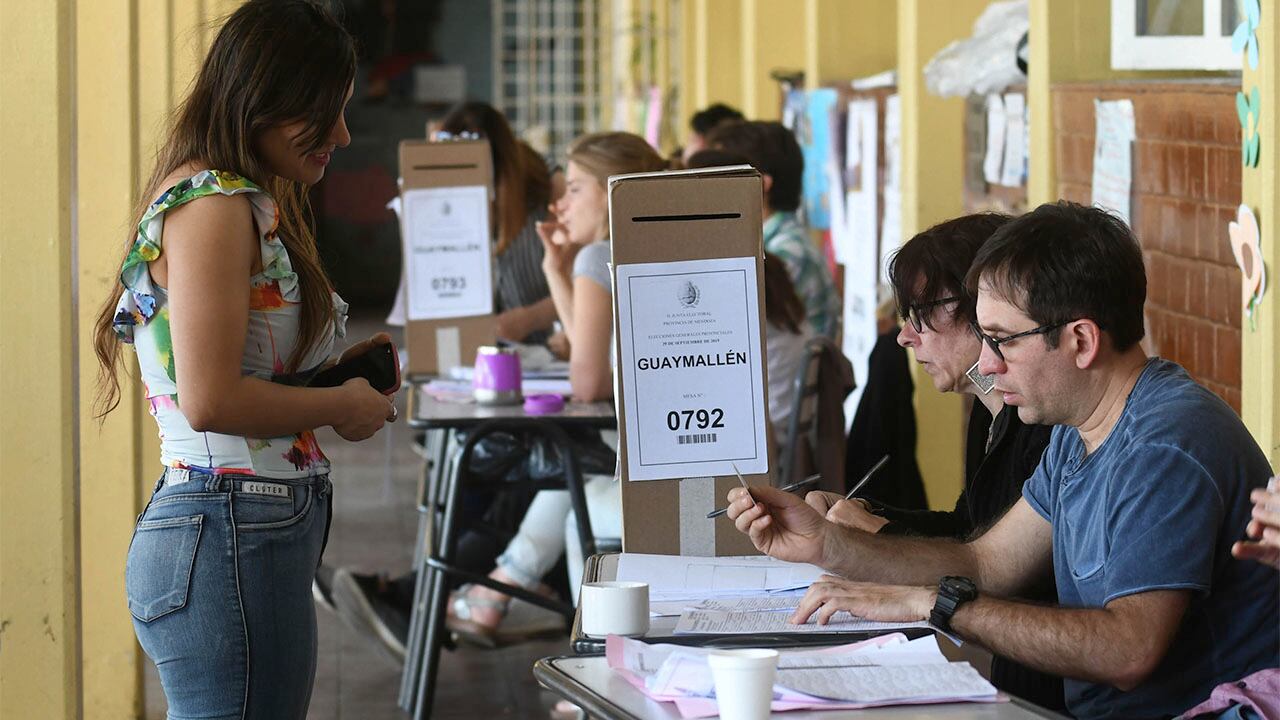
left=0, top=0, right=81, bottom=717
left=172, top=0, right=207, bottom=106
left=76, top=0, right=148, bottom=717
left=1242, top=11, right=1280, bottom=462
left=692, top=0, right=743, bottom=112
left=693, top=0, right=742, bottom=111
left=739, top=0, right=805, bottom=120
left=679, top=0, right=699, bottom=142
left=804, top=0, right=897, bottom=88
left=898, top=0, right=991, bottom=508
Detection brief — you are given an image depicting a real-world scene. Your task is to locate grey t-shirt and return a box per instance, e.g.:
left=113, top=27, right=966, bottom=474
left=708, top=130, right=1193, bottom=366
left=572, top=240, right=612, bottom=295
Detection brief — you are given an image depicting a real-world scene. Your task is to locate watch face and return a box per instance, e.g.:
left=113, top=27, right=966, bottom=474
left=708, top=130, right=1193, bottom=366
left=942, top=576, right=977, bottom=600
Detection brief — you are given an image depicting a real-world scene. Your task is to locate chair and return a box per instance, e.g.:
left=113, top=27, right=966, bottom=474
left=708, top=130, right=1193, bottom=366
left=777, top=337, right=855, bottom=493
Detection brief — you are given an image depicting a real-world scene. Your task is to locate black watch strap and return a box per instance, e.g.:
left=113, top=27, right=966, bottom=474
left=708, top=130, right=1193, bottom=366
left=929, top=576, right=977, bottom=633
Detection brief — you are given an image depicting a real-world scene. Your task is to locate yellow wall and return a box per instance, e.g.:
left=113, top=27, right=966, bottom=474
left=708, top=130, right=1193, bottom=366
left=0, top=0, right=81, bottom=716
left=804, top=0, right=896, bottom=88
left=739, top=0, right=805, bottom=120
left=898, top=0, right=991, bottom=508
left=2, top=2, right=241, bottom=717
left=1242, top=9, right=1280, bottom=464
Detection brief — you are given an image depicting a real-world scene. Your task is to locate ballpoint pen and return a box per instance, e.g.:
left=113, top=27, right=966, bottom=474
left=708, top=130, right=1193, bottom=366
left=706, top=473, right=822, bottom=519
left=844, top=454, right=891, bottom=500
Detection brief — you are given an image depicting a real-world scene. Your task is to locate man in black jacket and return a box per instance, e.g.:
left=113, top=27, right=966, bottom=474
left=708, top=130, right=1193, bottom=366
left=809, top=213, right=1062, bottom=710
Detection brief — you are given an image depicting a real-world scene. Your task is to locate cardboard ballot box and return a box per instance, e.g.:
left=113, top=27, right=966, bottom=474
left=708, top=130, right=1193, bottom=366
left=397, top=139, right=497, bottom=375
left=609, top=166, right=772, bottom=556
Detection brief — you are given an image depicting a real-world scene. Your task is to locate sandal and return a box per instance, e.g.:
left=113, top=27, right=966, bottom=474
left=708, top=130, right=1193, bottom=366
left=446, top=583, right=509, bottom=648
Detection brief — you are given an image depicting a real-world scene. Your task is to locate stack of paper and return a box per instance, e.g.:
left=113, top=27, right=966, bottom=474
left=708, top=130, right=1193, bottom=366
left=618, top=554, right=930, bottom=635
left=605, top=633, right=1000, bottom=718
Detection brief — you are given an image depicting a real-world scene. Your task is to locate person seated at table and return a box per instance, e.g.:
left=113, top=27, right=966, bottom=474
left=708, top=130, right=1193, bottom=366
left=803, top=212, right=1065, bottom=711
left=444, top=132, right=668, bottom=645
left=707, top=120, right=839, bottom=338
left=724, top=201, right=1280, bottom=720
left=437, top=101, right=558, bottom=344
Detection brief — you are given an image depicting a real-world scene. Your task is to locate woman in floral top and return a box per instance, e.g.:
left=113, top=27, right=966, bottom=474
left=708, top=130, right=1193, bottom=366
left=90, top=2, right=393, bottom=717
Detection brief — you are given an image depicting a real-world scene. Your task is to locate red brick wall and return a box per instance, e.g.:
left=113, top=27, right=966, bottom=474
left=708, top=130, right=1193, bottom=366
left=1054, top=81, right=1243, bottom=413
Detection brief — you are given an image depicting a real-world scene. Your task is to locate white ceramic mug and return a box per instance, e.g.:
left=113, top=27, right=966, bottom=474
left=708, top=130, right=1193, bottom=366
left=707, top=648, right=779, bottom=720
left=579, top=581, right=649, bottom=636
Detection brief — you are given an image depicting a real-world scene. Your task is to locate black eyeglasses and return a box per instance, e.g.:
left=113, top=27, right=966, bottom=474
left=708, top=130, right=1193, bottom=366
left=905, top=297, right=961, bottom=334
left=969, top=320, right=1073, bottom=362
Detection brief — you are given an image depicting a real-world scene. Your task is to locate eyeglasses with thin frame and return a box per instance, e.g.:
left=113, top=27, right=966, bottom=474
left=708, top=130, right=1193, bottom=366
left=905, top=296, right=961, bottom=334
left=969, top=320, right=1073, bottom=362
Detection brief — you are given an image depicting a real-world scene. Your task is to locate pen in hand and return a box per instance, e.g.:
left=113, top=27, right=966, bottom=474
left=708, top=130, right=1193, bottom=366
left=844, top=454, right=891, bottom=500
left=706, top=473, right=821, bottom=519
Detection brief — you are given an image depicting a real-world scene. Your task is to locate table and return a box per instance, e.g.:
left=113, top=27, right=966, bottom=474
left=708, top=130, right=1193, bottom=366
left=399, top=377, right=617, bottom=720
left=570, top=553, right=932, bottom=655
left=534, top=655, right=1069, bottom=719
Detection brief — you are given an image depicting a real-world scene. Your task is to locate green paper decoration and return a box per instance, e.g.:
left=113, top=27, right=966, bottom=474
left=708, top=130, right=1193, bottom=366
left=1238, top=86, right=1261, bottom=168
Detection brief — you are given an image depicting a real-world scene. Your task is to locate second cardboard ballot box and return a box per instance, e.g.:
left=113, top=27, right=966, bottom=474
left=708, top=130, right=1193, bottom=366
left=398, top=139, right=498, bottom=375
left=610, top=166, right=772, bottom=556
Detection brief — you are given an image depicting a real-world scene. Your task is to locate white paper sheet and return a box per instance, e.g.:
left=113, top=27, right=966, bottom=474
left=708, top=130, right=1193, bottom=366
left=776, top=662, right=997, bottom=704
left=616, top=554, right=824, bottom=598
left=1000, top=92, right=1026, bottom=187
left=879, top=94, right=902, bottom=280
left=982, top=93, right=1006, bottom=184
left=842, top=98, right=881, bottom=429
left=401, top=185, right=494, bottom=321
left=1091, top=98, right=1136, bottom=225
left=614, top=258, right=769, bottom=481
left=673, top=608, right=931, bottom=635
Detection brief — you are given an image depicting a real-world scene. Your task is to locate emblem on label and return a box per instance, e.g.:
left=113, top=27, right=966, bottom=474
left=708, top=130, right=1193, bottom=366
left=242, top=481, right=291, bottom=499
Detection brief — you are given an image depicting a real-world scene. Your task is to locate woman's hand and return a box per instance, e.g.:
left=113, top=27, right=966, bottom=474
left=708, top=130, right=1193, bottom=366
left=332, top=377, right=395, bottom=441
left=546, top=330, right=571, bottom=360
left=1232, top=479, right=1280, bottom=569
left=537, top=204, right=578, bottom=278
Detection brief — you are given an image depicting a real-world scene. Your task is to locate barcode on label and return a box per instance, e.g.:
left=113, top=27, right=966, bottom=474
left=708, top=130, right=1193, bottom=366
left=677, top=433, right=718, bottom=445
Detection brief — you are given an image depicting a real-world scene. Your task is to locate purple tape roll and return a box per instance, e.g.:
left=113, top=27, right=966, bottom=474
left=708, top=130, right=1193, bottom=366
left=523, top=393, right=565, bottom=415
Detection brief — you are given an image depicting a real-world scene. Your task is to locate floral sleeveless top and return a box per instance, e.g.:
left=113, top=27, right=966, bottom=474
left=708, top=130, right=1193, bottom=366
left=113, top=170, right=347, bottom=478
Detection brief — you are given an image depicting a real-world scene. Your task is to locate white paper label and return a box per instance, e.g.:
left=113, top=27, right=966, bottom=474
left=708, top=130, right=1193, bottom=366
left=615, top=257, right=769, bottom=481
left=402, top=185, right=494, bottom=321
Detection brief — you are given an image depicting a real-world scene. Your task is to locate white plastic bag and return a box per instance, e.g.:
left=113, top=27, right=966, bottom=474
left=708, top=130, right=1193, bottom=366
left=924, top=0, right=1029, bottom=98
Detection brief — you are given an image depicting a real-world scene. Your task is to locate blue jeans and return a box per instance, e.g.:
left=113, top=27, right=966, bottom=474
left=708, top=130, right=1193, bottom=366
left=127, top=468, right=332, bottom=720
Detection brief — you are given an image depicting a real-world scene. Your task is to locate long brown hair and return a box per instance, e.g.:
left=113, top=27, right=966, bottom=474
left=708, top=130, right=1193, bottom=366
left=92, top=0, right=356, bottom=417
left=438, top=102, right=550, bottom=254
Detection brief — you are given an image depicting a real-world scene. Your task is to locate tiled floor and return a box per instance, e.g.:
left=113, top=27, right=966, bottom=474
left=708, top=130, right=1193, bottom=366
left=145, top=314, right=572, bottom=719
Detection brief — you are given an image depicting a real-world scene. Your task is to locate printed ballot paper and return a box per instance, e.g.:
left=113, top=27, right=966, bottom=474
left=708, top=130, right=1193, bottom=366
left=401, top=185, right=493, bottom=321
left=397, top=138, right=496, bottom=374
left=609, top=166, right=770, bottom=556
left=615, top=256, right=769, bottom=481
left=604, top=633, right=1000, bottom=719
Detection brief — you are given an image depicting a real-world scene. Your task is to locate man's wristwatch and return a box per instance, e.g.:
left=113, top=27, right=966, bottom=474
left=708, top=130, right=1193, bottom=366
left=929, top=576, right=977, bottom=633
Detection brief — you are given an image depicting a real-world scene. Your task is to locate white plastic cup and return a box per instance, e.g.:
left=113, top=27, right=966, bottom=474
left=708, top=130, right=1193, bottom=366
left=707, top=648, right=779, bottom=720
left=579, top=581, right=649, bottom=636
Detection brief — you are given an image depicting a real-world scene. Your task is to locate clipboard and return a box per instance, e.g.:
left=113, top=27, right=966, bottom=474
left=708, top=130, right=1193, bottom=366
left=397, top=139, right=497, bottom=375
left=608, top=166, right=773, bottom=557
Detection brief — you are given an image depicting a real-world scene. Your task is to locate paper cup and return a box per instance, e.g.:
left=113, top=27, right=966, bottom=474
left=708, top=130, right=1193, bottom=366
left=579, top=581, right=649, bottom=636
left=707, top=649, right=779, bottom=720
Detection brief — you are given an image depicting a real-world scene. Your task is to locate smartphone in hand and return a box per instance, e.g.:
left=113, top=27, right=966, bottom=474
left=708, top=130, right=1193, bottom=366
left=308, top=341, right=401, bottom=395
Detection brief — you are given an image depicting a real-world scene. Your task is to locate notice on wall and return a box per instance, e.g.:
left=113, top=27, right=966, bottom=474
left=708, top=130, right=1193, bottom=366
left=879, top=94, right=902, bottom=281
left=1000, top=92, right=1027, bottom=187
left=615, top=257, right=770, bottom=481
left=1091, top=99, right=1136, bottom=226
left=842, top=98, right=880, bottom=427
left=402, top=185, right=494, bottom=321
left=982, top=94, right=1006, bottom=185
